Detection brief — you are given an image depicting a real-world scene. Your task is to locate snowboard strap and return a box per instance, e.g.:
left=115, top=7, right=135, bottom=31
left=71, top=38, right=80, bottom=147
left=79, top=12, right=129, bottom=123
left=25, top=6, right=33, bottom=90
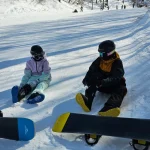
left=84, top=134, right=101, bottom=146
left=131, top=139, right=150, bottom=150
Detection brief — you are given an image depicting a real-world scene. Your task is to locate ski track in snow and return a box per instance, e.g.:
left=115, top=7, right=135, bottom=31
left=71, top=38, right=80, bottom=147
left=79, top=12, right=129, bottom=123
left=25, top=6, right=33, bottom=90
left=0, top=2, right=149, bottom=150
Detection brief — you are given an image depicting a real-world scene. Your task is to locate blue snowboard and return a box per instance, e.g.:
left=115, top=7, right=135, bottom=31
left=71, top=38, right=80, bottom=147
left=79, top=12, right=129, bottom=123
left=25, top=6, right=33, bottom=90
left=11, top=86, right=19, bottom=103
left=0, top=117, right=35, bottom=141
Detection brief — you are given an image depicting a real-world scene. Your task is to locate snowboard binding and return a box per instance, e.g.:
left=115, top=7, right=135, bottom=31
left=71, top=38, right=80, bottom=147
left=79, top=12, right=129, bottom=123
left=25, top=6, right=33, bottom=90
left=84, top=134, right=101, bottom=146
left=130, top=139, right=150, bottom=150
left=12, top=84, right=33, bottom=103
left=27, top=93, right=45, bottom=104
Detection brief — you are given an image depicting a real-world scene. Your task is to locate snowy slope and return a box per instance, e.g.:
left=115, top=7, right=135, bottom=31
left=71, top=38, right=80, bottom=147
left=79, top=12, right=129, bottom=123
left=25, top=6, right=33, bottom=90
left=0, top=0, right=150, bottom=150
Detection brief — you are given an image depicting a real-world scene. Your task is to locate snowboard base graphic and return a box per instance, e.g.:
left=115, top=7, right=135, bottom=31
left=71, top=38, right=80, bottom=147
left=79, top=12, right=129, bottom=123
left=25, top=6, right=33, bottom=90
left=52, top=113, right=150, bottom=140
left=0, top=117, right=35, bottom=141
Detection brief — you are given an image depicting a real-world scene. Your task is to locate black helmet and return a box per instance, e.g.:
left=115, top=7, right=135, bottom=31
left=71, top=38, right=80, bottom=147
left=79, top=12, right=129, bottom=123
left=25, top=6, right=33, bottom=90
left=98, top=40, right=116, bottom=60
left=30, top=45, right=45, bottom=61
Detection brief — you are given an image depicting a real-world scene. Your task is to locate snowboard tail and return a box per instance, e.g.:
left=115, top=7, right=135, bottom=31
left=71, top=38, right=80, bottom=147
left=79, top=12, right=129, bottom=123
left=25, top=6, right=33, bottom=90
left=0, top=117, right=35, bottom=141
left=53, top=113, right=70, bottom=132
left=11, top=86, right=19, bottom=103
left=52, top=113, right=150, bottom=141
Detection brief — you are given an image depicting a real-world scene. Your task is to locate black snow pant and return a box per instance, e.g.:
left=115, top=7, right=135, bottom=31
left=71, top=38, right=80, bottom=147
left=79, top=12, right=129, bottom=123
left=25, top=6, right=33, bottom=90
left=85, top=84, right=127, bottom=108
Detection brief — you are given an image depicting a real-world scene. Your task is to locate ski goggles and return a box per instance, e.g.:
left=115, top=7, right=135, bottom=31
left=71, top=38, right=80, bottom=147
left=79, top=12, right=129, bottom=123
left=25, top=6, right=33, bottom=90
left=32, top=55, right=43, bottom=61
left=31, top=51, right=45, bottom=56
left=31, top=52, right=45, bottom=61
left=98, top=49, right=115, bottom=58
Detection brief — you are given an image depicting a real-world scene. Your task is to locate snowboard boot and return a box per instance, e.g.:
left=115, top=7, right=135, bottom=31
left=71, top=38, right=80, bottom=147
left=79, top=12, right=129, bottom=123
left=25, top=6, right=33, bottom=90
left=98, top=105, right=120, bottom=117
left=76, top=93, right=92, bottom=112
left=27, top=92, right=45, bottom=104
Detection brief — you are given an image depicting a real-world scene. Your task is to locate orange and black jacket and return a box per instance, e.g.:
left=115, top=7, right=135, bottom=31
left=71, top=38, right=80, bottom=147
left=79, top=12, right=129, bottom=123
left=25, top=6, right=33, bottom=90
left=84, top=52, right=126, bottom=87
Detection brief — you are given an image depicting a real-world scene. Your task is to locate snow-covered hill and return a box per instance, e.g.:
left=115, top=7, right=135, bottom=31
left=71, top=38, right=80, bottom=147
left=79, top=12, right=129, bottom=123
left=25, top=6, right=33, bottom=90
left=0, top=0, right=150, bottom=150
left=0, top=0, right=133, bottom=16
left=0, top=0, right=76, bottom=17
